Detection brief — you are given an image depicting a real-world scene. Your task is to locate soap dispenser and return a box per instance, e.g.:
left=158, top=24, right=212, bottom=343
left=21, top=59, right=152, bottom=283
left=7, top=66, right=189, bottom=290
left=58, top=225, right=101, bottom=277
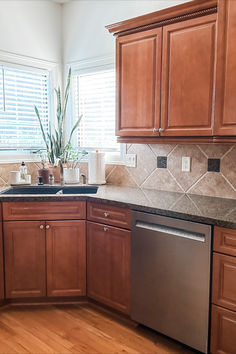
left=19, top=162, right=27, bottom=181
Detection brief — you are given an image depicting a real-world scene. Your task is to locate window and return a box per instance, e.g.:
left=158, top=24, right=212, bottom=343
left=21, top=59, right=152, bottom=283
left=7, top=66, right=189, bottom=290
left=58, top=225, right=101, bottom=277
left=0, top=65, right=50, bottom=149
left=72, top=68, right=119, bottom=151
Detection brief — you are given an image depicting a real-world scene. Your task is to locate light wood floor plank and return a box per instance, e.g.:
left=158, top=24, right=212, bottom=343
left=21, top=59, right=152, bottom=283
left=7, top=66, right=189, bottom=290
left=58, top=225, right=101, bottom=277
left=0, top=304, right=195, bottom=354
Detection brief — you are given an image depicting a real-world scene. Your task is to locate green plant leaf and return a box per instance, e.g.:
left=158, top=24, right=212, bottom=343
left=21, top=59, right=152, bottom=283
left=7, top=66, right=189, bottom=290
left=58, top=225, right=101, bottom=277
left=34, top=106, right=49, bottom=151
left=68, top=115, right=83, bottom=145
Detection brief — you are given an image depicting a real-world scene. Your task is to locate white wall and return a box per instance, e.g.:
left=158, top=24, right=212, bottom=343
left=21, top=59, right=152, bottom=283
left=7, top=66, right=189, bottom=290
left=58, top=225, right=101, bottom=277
left=62, top=0, right=188, bottom=65
left=0, top=0, right=62, bottom=63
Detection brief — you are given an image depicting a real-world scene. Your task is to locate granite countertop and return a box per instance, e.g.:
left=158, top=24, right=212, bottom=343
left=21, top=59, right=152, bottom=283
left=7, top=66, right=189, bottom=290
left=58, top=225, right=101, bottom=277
left=0, top=185, right=235, bottom=229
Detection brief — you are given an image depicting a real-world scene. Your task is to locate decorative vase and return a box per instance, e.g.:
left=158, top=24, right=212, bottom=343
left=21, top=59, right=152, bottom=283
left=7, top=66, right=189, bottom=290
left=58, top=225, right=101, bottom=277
left=48, top=164, right=60, bottom=182
left=64, top=168, right=80, bottom=184
left=38, top=168, right=50, bottom=184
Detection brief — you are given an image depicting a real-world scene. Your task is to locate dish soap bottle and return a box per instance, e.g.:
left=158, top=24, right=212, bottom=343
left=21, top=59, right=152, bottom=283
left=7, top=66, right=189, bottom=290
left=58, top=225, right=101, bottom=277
left=20, top=161, right=27, bottom=181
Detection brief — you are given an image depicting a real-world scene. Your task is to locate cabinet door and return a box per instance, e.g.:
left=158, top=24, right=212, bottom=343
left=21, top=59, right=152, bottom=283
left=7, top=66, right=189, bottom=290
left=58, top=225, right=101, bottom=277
left=214, top=0, right=236, bottom=136
left=161, top=14, right=216, bottom=136
left=87, top=221, right=130, bottom=314
left=0, top=207, right=4, bottom=300
left=116, top=27, right=162, bottom=137
left=46, top=220, right=86, bottom=297
left=212, top=252, right=236, bottom=312
left=211, top=304, right=236, bottom=354
left=4, top=221, right=46, bottom=298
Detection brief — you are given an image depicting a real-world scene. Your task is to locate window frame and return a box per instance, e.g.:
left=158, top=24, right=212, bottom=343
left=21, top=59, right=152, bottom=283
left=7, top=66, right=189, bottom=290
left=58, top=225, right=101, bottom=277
left=68, top=57, right=126, bottom=165
left=0, top=50, right=59, bottom=163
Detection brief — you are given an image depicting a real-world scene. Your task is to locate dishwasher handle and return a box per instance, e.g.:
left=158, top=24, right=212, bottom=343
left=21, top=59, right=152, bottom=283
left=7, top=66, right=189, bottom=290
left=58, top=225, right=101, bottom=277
left=135, top=220, right=206, bottom=242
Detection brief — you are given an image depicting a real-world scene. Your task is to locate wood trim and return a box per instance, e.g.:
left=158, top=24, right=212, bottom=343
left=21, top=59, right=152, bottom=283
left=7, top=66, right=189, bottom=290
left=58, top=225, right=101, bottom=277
left=117, top=136, right=236, bottom=144
left=106, top=0, right=217, bottom=35
left=2, top=201, right=86, bottom=221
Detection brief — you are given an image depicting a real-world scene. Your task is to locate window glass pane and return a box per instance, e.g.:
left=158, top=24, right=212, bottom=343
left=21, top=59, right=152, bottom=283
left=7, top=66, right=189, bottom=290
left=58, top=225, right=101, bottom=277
left=0, top=66, right=49, bottom=149
left=0, top=67, right=3, bottom=111
left=73, top=69, right=118, bottom=151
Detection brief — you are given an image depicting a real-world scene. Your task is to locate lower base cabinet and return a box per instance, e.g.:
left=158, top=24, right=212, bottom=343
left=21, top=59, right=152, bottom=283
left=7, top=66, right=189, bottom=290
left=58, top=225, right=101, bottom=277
left=87, top=221, right=130, bottom=314
left=211, top=305, right=236, bottom=354
left=4, top=220, right=86, bottom=298
left=47, top=220, right=86, bottom=297
left=4, top=221, right=46, bottom=298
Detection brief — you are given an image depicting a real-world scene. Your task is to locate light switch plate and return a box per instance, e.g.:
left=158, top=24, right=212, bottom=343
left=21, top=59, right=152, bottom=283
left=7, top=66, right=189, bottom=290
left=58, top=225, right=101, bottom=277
left=182, top=156, right=191, bottom=172
left=125, top=154, right=137, bottom=167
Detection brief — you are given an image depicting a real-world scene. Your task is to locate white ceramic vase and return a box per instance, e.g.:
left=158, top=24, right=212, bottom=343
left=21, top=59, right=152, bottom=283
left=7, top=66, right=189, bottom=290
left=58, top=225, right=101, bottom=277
left=63, top=168, right=80, bottom=184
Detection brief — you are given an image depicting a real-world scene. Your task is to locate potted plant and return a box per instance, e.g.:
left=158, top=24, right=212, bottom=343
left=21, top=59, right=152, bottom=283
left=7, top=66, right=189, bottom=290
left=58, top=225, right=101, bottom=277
left=34, top=68, right=82, bottom=184
left=61, top=142, right=87, bottom=184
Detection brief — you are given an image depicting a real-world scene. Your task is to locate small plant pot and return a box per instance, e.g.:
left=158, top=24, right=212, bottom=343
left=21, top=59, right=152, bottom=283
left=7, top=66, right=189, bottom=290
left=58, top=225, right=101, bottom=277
left=64, top=168, right=80, bottom=184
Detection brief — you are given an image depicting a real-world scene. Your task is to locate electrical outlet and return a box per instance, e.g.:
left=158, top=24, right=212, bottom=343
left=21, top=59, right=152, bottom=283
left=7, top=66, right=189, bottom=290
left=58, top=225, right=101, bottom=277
left=182, top=156, right=191, bottom=172
left=125, top=154, right=137, bottom=167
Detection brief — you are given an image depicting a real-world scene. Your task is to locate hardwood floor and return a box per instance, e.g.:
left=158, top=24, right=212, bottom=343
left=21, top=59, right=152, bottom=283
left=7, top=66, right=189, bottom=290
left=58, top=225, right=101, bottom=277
left=0, top=304, right=195, bottom=353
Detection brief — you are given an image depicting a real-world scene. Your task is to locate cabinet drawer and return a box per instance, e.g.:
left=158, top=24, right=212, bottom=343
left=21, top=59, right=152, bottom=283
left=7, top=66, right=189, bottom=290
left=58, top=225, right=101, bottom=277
left=212, top=252, right=236, bottom=312
left=2, top=201, right=86, bottom=221
left=214, top=226, right=236, bottom=257
left=87, top=202, right=131, bottom=229
left=211, top=304, right=236, bottom=354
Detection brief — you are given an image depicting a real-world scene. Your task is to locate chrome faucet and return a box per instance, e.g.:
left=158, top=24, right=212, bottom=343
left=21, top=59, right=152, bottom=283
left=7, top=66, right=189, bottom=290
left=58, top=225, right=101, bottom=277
left=80, top=173, right=86, bottom=185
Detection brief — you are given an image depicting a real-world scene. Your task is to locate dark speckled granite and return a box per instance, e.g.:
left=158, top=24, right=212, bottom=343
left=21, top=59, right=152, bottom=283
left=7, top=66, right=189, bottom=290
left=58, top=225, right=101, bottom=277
left=0, top=185, right=235, bottom=229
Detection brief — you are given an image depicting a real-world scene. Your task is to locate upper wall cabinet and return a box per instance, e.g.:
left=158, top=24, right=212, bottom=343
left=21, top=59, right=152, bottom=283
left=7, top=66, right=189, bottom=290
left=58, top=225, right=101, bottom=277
left=214, top=0, right=236, bottom=136
left=116, top=28, right=162, bottom=137
left=107, top=0, right=236, bottom=143
left=161, top=15, right=216, bottom=137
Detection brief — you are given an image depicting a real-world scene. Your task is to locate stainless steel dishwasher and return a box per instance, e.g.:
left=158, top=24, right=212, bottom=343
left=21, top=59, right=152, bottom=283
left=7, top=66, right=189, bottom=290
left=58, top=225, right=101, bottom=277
left=131, top=211, right=212, bottom=354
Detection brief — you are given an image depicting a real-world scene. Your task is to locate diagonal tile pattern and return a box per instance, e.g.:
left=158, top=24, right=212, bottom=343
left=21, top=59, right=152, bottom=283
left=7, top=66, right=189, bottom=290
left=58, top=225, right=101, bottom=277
left=0, top=143, right=235, bottom=200
left=106, top=143, right=236, bottom=200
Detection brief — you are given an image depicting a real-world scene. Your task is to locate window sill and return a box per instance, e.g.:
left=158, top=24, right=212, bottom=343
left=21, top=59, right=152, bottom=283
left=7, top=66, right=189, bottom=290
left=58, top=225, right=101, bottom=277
left=0, top=151, right=41, bottom=164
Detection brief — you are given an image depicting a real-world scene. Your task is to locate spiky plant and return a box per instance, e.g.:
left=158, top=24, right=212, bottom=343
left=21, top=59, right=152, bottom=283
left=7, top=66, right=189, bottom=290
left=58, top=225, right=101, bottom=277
left=34, top=68, right=82, bottom=165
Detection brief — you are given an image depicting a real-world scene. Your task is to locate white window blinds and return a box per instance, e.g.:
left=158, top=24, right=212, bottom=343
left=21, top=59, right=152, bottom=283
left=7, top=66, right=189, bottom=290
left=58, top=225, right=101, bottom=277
left=73, top=69, right=119, bottom=151
left=0, top=65, right=49, bottom=149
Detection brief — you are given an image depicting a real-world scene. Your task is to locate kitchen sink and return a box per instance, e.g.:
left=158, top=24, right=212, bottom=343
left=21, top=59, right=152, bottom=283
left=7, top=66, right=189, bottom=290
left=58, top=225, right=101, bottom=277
left=0, top=185, right=98, bottom=195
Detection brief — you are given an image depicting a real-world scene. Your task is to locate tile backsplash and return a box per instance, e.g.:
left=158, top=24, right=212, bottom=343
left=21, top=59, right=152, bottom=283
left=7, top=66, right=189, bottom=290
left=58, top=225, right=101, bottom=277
left=105, top=144, right=236, bottom=200
left=0, top=144, right=235, bottom=200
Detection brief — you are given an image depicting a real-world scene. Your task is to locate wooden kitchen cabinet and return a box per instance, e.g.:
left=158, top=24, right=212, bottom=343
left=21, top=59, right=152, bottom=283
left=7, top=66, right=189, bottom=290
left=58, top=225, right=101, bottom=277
left=4, top=221, right=46, bottom=298
left=214, top=0, right=236, bottom=136
left=0, top=207, right=4, bottom=300
left=211, top=226, right=236, bottom=353
left=108, top=0, right=236, bottom=143
left=3, top=201, right=87, bottom=299
left=211, top=304, right=236, bottom=354
left=116, top=27, right=162, bottom=137
left=46, top=220, right=86, bottom=297
left=160, top=14, right=216, bottom=136
left=87, top=221, right=130, bottom=314
left=212, top=253, right=236, bottom=312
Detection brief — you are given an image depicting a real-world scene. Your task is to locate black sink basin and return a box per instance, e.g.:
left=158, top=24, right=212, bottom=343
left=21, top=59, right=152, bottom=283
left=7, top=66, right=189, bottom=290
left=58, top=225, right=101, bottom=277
left=0, top=185, right=98, bottom=195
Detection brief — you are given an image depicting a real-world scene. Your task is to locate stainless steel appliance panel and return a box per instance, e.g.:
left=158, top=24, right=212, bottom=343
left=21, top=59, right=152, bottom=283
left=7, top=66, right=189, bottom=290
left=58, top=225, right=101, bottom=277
left=131, top=211, right=212, bottom=353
